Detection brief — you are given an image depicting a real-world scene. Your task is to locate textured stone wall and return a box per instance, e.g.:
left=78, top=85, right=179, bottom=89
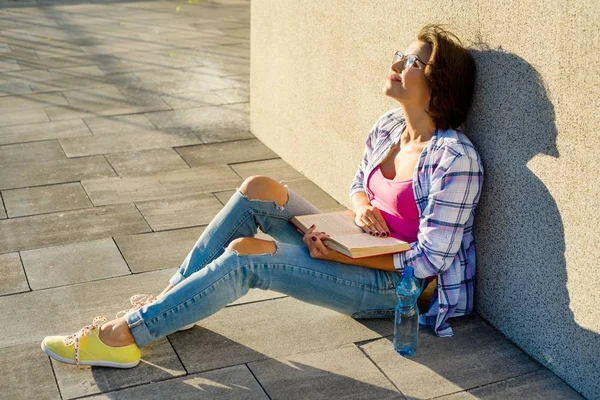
left=249, top=1, right=599, bottom=398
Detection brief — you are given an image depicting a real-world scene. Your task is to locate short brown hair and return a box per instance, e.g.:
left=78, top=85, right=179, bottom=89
left=417, top=24, right=476, bottom=130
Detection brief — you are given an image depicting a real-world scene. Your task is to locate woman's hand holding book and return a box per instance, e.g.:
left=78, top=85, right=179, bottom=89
left=299, top=224, right=331, bottom=259
left=353, top=204, right=390, bottom=237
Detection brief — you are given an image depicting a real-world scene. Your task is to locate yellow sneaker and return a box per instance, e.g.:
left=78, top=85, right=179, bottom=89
left=41, top=316, right=141, bottom=368
left=116, top=293, right=195, bottom=331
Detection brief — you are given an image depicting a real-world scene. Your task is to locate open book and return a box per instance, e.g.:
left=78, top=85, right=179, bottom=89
left=289, top=209, right=411, bottom=259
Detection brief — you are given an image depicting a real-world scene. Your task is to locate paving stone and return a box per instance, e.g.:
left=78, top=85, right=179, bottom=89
left=359, top=315, right=543, bottom=399
left=51, top=338, right=186, bottom=400
left=0, top=139, right=66, bottom=167
left=169, top=296, right=394, bottom=374
left=83, top=113, right=157, bottom=135
left=0, top=92, right=68, bottom=109
left=105, top=148, right=190, bottom=177
left=0, top=341, right=61, bottom=400
left=85, top=364, right=269, bottom=400
left=175, top=138, right=278, bottom=167
left=45, top=86, right=171, bottom=121
left=248, top=344, right=402, bottom=400
left=0, top=106, right=48, bottom=127
left=0, top=155, right=115, bottom=190
left=114, top=226, right=205, bottom=274
left=160, top=87, right=248, bottom=109
left=0, top=203, right=150, bottom=253
left=436, top=368, right=585, bottom=400
left=2, top=182, right=92, bottom=218
left=0, top=195, right=5, bottom=219
left=230, top=158, right=307, bottom=183
left=60, top=125, right=202, bottom=157
left=146, top=103, right=249, bottom=135
left=0, top=119, right=91, bottom=146
left=81, top=165, right=243, bottom=206
left=21, top=238, right=131, bottom=290
left=134, top=193, right=225, bottom=231
left=127, top=68, right=238, bottom=94
left=0, top=251, right=29, bottom=296
left=0, top=79, right=31, bottom=96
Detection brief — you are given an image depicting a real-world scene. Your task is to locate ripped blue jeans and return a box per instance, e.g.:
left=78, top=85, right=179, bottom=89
left=125, top=181, right=423, bottom=347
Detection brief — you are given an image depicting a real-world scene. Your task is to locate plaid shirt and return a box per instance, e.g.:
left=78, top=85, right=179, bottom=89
left=349, top=108, right=484, bottom=337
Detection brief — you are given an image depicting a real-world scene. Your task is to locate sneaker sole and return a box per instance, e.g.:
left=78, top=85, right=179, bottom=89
left=177, top=323, right=195, bottom=331
left=41, top=340, right=140, bottom=369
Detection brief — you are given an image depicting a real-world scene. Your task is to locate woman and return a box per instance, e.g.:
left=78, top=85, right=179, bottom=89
left=41, top=24, right=483, bottom=368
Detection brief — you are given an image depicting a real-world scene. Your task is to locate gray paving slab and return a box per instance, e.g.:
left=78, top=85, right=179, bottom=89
left=160, top=86, right=248, bottom=109
left=359, top=315, right=543, bottom=399
left=0, top=139, right=66, bottom=166
left=0, top=203, right=150, bottom=253
left=2, top=182, right=92, bottom=217
left=0, top=251, right=29, bottom=296
left=104, top=148, right=190, bottom=177
left=248, top=343, right=402, bottom=400
left=85, top=364, right=269, bottom=400
left=59, top=122, right=202, bottom=157
left=175, top=138, right=278, bottom=167
left=114, top=226, right=206, bottom=274
left=51, top=337, right=186, bottom=400
left=0, top=195, right=6, bottom=219
left=0, top=155, right=116, bottom=190
left=0, top=119, right=91, bottom=146
left=134, top=193, right=225, bottom=231
left=0, top=341, right=61, bottom=400
left=0, top=105, right=48, bottom=126
left=0, top=92, right=68, bottom=109
left=82, top=113, right=157, bottom=135
left=438, top=369, right=584, bottom=399
left=81, top=165, right=243, bottom=206
left=146, top=103, right=249, bottom=134
left=168, top=296, right=394, bottom=374
left=230, top=158, right=308, bottom=183
left=20, top=238, right=131, bottom=290
left=45, top=86, right=171, bottom=121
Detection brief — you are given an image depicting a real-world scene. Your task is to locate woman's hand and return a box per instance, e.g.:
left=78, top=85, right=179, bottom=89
left=353, top=203, right=390, bottom=237
left=299, top=224, right=331, bottom=259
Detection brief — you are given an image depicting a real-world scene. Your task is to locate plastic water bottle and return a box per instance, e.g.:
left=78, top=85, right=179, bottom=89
left=393, top=267, right=422, bottom=356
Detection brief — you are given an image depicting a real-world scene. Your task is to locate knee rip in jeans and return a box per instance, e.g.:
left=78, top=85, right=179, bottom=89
left=225, top=239, right=279, bottom=257
left=236, top=180, right=290, bottom=212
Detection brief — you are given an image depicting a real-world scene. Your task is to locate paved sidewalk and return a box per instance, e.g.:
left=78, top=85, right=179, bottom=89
left=0, top=1, right=585, bottom=399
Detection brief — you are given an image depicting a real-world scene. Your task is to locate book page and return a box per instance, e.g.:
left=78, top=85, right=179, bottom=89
left=334, top=233, right=409, bottom=249
left=293, top=210, right=363, bottom=235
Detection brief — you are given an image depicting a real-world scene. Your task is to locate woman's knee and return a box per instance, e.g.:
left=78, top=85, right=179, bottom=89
left=238, top=176, right=288, bottom=207
left=226, top=237, right=277, bottom=256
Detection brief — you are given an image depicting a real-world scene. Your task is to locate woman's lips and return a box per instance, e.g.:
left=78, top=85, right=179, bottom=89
left=388, top=75, right=401, bottom=83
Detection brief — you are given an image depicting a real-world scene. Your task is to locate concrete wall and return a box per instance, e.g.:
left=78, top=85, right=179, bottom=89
left=249, top=1, right=599, bottom=398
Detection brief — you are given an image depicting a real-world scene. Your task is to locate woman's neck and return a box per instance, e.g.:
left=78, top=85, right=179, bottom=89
left=399, top=103, right=436, bottom=143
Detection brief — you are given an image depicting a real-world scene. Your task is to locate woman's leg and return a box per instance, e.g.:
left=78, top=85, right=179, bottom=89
left=123, top=241, right=404, bottom=348
left=164, top=177, right=321, bottom=291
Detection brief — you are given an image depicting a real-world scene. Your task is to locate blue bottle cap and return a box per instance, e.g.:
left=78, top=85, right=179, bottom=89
left=402, top=267, right=414, bottom=277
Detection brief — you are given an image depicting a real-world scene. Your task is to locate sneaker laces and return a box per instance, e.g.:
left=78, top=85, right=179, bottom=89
left=115, top=294, right=157, bottom=319
left=63, top=316, right=107, bottom=365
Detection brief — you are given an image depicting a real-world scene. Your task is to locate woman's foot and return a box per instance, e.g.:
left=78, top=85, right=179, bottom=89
left=41, top=316, right=141, bottom=368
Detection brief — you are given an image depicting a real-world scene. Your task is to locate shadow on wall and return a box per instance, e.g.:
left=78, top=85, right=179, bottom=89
left=465, top=44, right=600, bottom=398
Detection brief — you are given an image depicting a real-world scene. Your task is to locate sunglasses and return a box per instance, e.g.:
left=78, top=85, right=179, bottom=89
left=392, top=51, right=428, bottom=71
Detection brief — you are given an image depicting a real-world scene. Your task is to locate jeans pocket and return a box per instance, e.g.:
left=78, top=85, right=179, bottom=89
left=351, top=308, right=395, bottom=319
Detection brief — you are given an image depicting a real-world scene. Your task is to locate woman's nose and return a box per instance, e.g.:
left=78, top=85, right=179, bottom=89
left=391, top=59, right=404, bottom=73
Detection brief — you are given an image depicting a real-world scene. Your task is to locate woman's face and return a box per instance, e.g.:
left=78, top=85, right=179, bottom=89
left=383, top=40, right=432, bottom=107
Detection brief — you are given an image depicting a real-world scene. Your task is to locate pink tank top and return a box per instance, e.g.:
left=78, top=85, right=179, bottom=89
left=366, top=164, right=420, bottom=243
